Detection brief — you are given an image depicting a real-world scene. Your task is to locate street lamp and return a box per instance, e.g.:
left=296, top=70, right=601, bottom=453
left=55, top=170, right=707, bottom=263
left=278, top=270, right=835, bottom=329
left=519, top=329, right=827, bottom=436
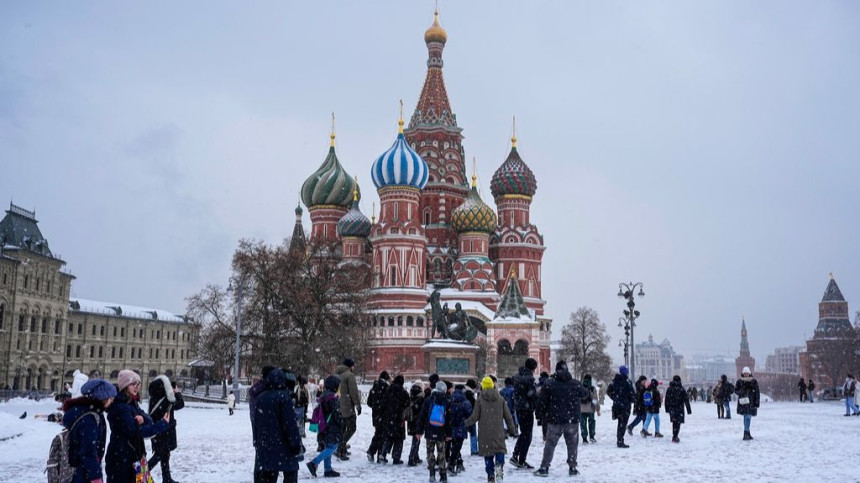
left=228, top=276, right=248, bottom=402
left=617, top=282, right=645, bottom=378
left=617, top=317, right=630, bottom=368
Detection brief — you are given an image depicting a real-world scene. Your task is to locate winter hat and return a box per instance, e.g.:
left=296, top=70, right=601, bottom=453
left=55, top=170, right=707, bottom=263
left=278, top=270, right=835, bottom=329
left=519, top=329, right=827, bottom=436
left=324, top=375, right=341, bottom=392
left=444, top=380, right=455, bottom=391
left=525, top=358, right=538, bottom=371
left=556, top=360, right=568, bottom=372
left=434, top=381, right=448, bottom=393
left=429, top=373, right=440, bottom=386
left=650, top=379, right=659, bottom=387
left=81, top=379, right=117, bottom=401
left=343, top=358, right=355, bottom=368
left=379, top=371, right=390, bottom=381
left=481, top=376, right=495, bottom=390
left=454, top=384, right=465, bottom=391
left=619, top=366, right=629, bottom=376
left=466, top=378, right=477, bottom=390
left=673, top=375, right=681, bottom=383
left=504, top=377, right=514, bottom=386
left=261, top=365, right=276, bottom=379
left=117, top=370, right=141, bottom=392
left=393, top=375, right=404, bottom=386
left=413, top=380, right=425, bottom=390
left=410, top=384, right=423, bottom=396
left=742, top=367, right=751, bottom=376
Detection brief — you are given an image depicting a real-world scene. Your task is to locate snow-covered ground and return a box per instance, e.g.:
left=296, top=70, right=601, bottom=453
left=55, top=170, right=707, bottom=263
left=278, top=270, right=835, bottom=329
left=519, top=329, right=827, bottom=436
left=0, top=397, right=855, bottom=482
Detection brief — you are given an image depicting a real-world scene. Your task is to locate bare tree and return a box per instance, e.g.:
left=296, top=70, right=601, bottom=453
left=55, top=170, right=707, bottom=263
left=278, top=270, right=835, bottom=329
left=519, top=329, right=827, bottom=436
left=558, top=307, right=613, bottom=383
left=185, top=284, right=239, bottom=395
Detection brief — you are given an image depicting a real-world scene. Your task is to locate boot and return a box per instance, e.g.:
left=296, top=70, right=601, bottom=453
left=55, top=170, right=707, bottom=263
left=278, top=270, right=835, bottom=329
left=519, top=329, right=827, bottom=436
left=487, top=477, right=495, bottom=483
left=671, top=437, right=680, bottom=443
left=589, top=436, right=596, bottom=443
left=640, top=429, right=652, bottom=437
left=366, top=453, right=375, bottom=463
left=495, top=465, right=504, bottom=481
left=439, top=469, right=448, bottom=482
left=307, top=461, right=318, bottom=477
left=582, top=436, right=588, bottom=444
left=654, top=432, right=664, bottom=438
left=626, top=425, right=633, bottom=436
left=429, top=468, right=436, bottom=482
left=743, top=431, right=751, bottom=441
left=617, top=441, right=629, bottom=448
left=323, top=469, right=340, bottom=477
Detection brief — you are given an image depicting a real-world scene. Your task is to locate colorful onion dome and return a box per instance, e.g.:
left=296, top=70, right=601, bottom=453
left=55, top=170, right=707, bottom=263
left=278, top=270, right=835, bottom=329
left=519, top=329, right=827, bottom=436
left=294, top=203, right=303, bottom=216
left=337, top=183, right=372, bottom=238
left=424, top=10, right=448, bottom=45
left=452, top=175, right=497, bottom=233
left=490, top=134, right=537, bottom=198
left=371, top=113, right=429, bottom=190
left=300, top=132, right=359, bottom=208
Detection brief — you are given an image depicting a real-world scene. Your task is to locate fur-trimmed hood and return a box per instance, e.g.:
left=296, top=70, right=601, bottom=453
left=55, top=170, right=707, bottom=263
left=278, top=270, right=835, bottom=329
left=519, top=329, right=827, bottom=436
left=148, top=375, right=175, bottom=404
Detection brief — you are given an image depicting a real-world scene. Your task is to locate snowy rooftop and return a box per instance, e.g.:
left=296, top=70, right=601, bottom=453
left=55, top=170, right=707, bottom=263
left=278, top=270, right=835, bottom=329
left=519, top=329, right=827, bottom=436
left=422, top=298, right=496, bottom=320
left=69, top=297, right=186, bottom=323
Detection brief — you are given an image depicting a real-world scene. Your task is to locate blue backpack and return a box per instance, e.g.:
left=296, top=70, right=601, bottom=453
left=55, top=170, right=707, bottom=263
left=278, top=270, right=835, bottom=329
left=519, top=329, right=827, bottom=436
left=429, top=402, right=446, bottom=427
left=643, top=391, right=653, bottom=407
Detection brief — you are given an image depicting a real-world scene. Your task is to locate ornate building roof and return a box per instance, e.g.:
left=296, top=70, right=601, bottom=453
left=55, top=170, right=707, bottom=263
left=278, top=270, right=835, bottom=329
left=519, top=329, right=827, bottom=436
left=821, top=276, right=845, bottom=302
left=300, top=133, right=359, bottom=209
left=409, top=11, right=456, bottom=129
left=424, top=10, right=447, bottom=44
left=337, top=186, right=372, bottom=238
left=371, top=116, right=429, bottom=190
left=490, top=136, right=537, bottom=198
left=494, top=270, right=531, bottom=320
left=289, top=203, right=306, bottom=253
left=0, top=203, right=53, bottom=257
left=451, top=176, right=497, bottom=233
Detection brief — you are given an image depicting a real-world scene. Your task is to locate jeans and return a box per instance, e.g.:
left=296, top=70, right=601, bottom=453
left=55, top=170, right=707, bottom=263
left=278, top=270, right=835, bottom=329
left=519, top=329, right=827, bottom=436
left=339, top=415, right=356, bottom=455
left=484, top=453, right=505, bottom=477
left=579, top=412, right=595, bottom=439
left=540, top=423, right=579, bottom=471
left=408, top=435, right=421, bottom=464
left=644, top=413, right=660, bottom=433
left=808, top=390, right=814, bottom=403
left=845, top=396, right=859, bottom=415
left=312, top=443, right=338, bottom=472
left=512, top=410, right=534, bottom=463
left=469, top=425, right=478, bottom=454
left=743, top=414, right=752, bottom=432
left=723, top=400, right=732, bottom=418
left=627, top=412, right=645, bottom=429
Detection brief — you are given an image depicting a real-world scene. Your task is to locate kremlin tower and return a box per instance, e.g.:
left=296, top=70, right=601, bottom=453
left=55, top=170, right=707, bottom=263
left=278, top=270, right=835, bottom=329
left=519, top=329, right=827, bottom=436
left=296, top=10, right=552, bottom=379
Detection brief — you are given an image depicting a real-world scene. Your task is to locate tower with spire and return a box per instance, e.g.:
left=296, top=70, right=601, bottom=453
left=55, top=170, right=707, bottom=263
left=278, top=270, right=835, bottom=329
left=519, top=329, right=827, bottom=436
left=801, top=274, right=857, bottom=386
left=735, top=318, right=755, bottom=379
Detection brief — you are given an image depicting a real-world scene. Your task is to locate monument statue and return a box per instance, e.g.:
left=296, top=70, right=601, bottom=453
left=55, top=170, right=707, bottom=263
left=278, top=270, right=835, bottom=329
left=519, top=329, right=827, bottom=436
left=427, top=291, right=478, bottom=343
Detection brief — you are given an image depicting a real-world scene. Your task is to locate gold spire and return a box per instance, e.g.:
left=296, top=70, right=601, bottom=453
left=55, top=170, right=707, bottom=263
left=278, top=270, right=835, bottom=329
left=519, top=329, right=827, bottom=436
left=471, top=157, right=478, bottom=188
left=353, top=176, right=359, bottom=202
left=424, top=6, right=448, bottom=44
left=398, top=100, right=404, bottom=134
left=371, top=202, right=376, bottom=224
left=330, top=112, right=336, bottom=147
left=511, top=116, right=517, bottom=149
left=509, top=265, right=517, bottom=279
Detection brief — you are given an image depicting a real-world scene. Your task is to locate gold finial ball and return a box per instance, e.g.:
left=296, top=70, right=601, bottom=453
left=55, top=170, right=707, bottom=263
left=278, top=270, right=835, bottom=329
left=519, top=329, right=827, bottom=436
left=511, top=135, right=518, bottom=148
left=424, top=11, right=448, bottom=44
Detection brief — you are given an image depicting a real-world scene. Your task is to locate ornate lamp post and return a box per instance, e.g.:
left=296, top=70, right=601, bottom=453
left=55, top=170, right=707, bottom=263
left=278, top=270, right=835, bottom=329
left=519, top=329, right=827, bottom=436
left=617, top=282, right=645, bottom=378
left=617, top=317, right=630, bottom=368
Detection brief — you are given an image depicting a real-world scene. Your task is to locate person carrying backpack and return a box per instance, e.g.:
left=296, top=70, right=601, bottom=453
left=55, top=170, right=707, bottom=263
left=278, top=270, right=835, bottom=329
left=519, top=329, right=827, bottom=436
left=106, top=370, right=170, bottom=483
left=148, top=376, right=185, bottom=483
left=465, top=377, right=516, bottom=483
left=446, top=384, right=473, bottom=475
left=55, top=379, right=116, bottom=483
left=641, top=379, right=663, bottom=438
left=366, top=371, right=391, bottom=463
left=510, top=357, right=538, bottom=470
left=418, top=381, right=452, bottom=482
left=307, top=375, right=344, bottom=478
left=626, top=376, right=648, bottom=436
left=499, top=378, right=518, bottom=437
left=406, top=382, right=426, bottom=467
left=664, top=375, right=692, bottom=443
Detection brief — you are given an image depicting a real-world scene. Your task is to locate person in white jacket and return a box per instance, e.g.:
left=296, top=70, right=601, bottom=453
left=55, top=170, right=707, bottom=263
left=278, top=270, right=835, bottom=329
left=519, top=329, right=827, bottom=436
left=227, top=391, right=236, bottom=416
left=843, top=375, right=859, bottom=416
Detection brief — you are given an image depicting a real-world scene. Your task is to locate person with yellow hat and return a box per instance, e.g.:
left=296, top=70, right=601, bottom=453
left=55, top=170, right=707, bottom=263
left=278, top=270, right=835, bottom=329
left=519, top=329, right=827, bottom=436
left=465, top=376, right=516, bottom=482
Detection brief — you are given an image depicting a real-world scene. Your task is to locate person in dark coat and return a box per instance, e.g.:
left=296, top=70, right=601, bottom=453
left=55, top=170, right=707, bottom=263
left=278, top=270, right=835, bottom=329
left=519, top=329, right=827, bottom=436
left=379, top=375, right=411, bottom=464
left=641, top=378, right=663, bottom=438
left=295, top=375, right=311, bottom=437
left=417, top=381, right=452, bottom=482
left=535, top=361, right=590, bottom=477
left=106, top=370, right=170, bottom=483
left=536, top=371, right=550, bottom=442
left=664, top=375, right=692, bottom=443
left=606, top=366, right=635, bottom=448
left=626, top=375, right=649, bottom=435
left=446, top=384, right=473, bottom=475
left=797, top=378, right=807, bottom=402
left=406, top=382, right=425, bottom=467
left=735, top=367, right=760, bottom=440
left=807, top=379, right=815, bottom=403
left=307, top=375, right=344, bottom=478
left=510, top=357, right=538, bottom=469
left=148, top=376, right=185, bottom=483
left=63, top=379, right=117, bottom=483
left=464, top=379, right=479, bottom=455
left=366, top=371, right=391, bottom=462
left=465, top=377, right=516, bottom=483
left=253, top=368, right=303, bottom=483
left=499, top=377, right=518, bottom=437
left=335, top=359, right=361, bottom=461
left=719, top=374, right=734, bottom=419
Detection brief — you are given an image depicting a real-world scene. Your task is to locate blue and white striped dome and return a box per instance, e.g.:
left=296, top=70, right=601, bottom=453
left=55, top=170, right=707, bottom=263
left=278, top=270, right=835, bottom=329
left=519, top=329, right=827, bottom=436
left=371, top=131, right=429, bottom=190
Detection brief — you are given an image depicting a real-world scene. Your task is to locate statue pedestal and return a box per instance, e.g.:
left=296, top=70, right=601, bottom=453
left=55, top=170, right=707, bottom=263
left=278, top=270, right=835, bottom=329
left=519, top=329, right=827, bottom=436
left=422, top=340, right=479, bottom=378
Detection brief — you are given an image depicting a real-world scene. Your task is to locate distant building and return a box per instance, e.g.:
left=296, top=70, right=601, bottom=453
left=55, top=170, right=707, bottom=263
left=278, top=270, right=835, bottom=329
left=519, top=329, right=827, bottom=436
left=763, top=346, right=803, bottom=375
left=735, top=318, right=756, bottom=379
left=800, top=275, right=859, bottom=387
left=0, top=203, right=198, bottom=392
left=686, top=356, right=736, bottom=385
left=633, top=334, right=685, bottom=382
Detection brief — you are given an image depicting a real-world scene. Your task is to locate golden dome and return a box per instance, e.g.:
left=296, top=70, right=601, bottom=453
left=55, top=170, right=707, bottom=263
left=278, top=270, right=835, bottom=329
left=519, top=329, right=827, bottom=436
left=424, top=11, right=448, bottom=44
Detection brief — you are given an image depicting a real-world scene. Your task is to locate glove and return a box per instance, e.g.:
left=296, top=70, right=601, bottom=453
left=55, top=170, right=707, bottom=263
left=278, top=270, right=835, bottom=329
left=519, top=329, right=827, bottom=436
left=356, top=405, right=362, bottom=416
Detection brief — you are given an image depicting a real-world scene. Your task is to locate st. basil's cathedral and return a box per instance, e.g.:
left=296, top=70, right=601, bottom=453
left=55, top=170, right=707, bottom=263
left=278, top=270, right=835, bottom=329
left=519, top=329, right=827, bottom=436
left=294, top=11, right=551, bottom=379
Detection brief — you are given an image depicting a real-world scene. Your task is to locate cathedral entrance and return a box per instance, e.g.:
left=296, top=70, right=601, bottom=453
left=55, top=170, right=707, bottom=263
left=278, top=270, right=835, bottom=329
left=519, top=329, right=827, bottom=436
left=497, top=339, right=529, bottom=378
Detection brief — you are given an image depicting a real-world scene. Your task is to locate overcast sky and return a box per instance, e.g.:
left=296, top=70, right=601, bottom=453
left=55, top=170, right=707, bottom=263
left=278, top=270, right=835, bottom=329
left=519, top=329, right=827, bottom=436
left=2, top=1, right=859, bottom=366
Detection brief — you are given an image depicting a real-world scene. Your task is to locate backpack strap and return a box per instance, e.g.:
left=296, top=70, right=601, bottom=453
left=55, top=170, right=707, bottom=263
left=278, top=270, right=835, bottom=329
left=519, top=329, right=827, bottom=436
left=69, top=411, right=99, bottom=432
left=149, top=397, right=166, bottom=417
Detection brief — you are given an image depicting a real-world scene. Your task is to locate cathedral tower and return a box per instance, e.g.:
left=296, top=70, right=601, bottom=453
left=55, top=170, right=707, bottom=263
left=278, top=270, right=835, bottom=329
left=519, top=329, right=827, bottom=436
left=735, top=318, right=756, bottom=379
left=300, top=127, right=359, bottom=242
left=405, top=10, right=469, bottom=286
left=450, top=169, right=498, bottom=294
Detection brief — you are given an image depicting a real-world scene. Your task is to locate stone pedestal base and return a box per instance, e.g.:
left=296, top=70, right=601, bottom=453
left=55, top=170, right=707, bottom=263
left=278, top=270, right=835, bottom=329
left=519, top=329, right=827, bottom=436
left=423, top=340, right=479, bottom=379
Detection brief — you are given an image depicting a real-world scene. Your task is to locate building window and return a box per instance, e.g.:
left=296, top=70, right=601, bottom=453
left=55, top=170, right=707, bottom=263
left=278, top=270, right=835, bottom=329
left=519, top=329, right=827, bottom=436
left=41, top=318, right=47, bottom=333
left=113, top=327, right=117, bottom=337
left=100, top=326, right=105, bottom=336
left=121, top=327, right=125, bottom=337
left=133, top=328, right=136, bottom=338
left=29, top=339, right=33, bottom=350
left=77, top=324, right=82, bottom=335
left=119, top=347, right=124, bottom=358
left=91, top=325, right=96, bottom=336
left=156, top=330, right=160, bottom=339
left=98, top=346, right=103, bottom=358
left=424, top=211, right=431, bottom=225
left=417, top=316, right=424, bottom=327
left=390, top=266, right=397, bottom=286
left=75, top=346, right=81, bottom=358
left=111, top=347, right=116, bottom=358
left=66, top=345, right=72, bottom=357
left=156, top=349, right=160, bottom=358
left=24, top=275, right=28, bottom=289
left=149, top=348, right=153, bottom=358
left=68, top=322, right=74, bottom=333
left=54, top=320, right=61, bottom=335
left=36, top=278, right=40, bottom=291
left=89, top=346, right=94, bottom=358
left=0, top=304, right=4, bottom=329
left=30, top=316, right=36, bottom=332
left=181, top=350, right=184, bottom=360
left=397, top=316, right=403, bottom=326
left=18, top=315, right=25, bottom=331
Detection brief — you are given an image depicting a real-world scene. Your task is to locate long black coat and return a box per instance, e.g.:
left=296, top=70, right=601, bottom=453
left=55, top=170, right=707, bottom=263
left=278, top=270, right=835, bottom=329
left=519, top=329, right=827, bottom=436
left=367, top=378, right=390, bottom=427
left=148, top=376, right=184, bottom=455
left=645, top=384, right=662, bottom=414
left=63, top=397, right=107, bottom=482
left=512, top=367, right=537, bottom=412
left=406, top=387, right=425, bottom=436
left=664, top=381, right=691, bottom=424
left=381, top=382, right=410, bottom=441
left=607, top=373, right=635, bottom=418
left=719, top=376, right=735, bottom=400
left=253, top=369, right=303, bottom=472
left=632, top=377, right=648, bottom=416
left=735, top=377, right=760, bottom=416
left=106, top=390, right=169, bottom=482
left=538, top=369, right=589, bottom=425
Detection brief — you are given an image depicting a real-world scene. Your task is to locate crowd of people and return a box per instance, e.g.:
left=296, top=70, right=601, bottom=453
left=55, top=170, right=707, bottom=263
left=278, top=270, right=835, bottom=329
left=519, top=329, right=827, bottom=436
left=54, top=360, right=775, bottom=482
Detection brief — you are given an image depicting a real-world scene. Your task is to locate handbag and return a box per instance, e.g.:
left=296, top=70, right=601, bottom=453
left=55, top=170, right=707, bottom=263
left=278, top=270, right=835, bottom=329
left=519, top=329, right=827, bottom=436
left=134, top=456, right=154, bottom=483
left=738, top=396, right=750, bottom=405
